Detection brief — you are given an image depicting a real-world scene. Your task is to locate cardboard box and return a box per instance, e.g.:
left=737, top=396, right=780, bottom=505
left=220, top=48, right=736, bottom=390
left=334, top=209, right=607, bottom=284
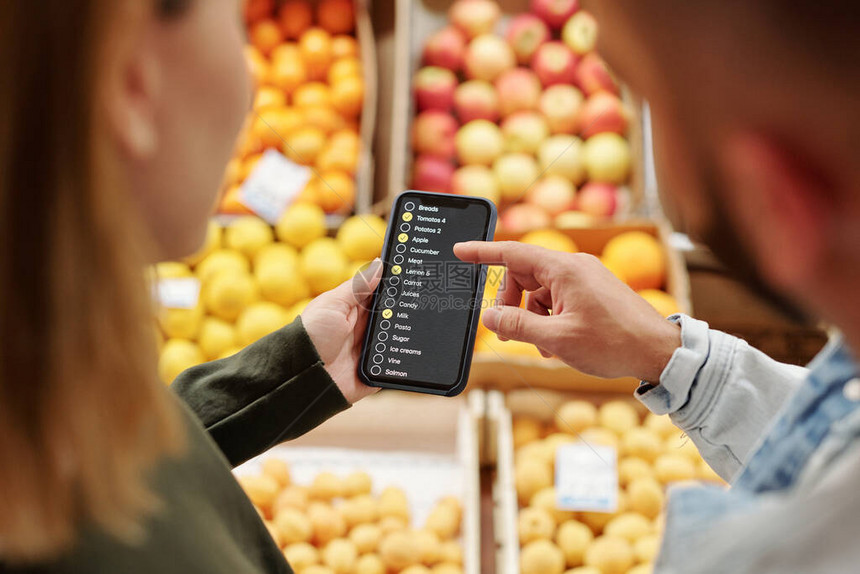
left=234, top=390, right=484, bottom=573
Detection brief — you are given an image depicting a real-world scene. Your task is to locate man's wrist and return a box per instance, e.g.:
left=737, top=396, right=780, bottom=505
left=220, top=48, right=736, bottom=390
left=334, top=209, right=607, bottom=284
left=640, top=321, right=682, bottom=384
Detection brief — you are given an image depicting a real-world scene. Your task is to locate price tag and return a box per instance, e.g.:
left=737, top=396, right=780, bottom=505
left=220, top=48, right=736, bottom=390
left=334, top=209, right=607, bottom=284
left=240, top=149, right=312, bottom=224
left=555, top=443, right=618, bottom=512
left=156, top=278, right=200, bottom=309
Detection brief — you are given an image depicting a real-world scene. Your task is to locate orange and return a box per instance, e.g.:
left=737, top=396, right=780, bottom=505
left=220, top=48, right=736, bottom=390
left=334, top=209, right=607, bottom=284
left=317, top=0, right=355, bottom=35
left=331, top=76, right=364, bottom=118
left=302, top=105, right=345, bottom=134
left=327, top=57, right=362, bottom=85
left=331, top=35, right=359, bottom=60
left=278, top=0, right=313, bottom=40
left=295, top=178, right=322, bottom=205
left=328, top=129, right=360, bottom=150
left=601, top=231, right=667, bottom=291
left=244, top=46, right=270, bottom=86
left=316, top=142, right=359, bottom=174
left=220, top=185, right=254, bottom=215
left=253, top=107, right=304, bottom=149
left=292, top=82, right=331, bottom=108
left=269, top=57, right=307, bottom=94
left=249, top=19, right=283, bottom=57
left=224, top=158, right=243, bottom=187
left=315, top=170, right=355, bottom=213
left=239, top=154, right=264, bottom=182
left=237, top=129, right=264, bottom=159
left=283, top=127, right=326, bottom=165
left=638, top=289, right=681, bottom=317
left=270, top=42, right=301, bottom=64
left=245, top=0, right=274, bottom=25
left=253, top=86, right=287, bottom=111
left=343, top=119, right=361, bottom=133
left=299, top=28, right=333, bottom=82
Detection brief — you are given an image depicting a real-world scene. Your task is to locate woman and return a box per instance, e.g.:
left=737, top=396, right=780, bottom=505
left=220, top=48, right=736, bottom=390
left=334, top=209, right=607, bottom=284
left=0, top=0, right=380, bottom=571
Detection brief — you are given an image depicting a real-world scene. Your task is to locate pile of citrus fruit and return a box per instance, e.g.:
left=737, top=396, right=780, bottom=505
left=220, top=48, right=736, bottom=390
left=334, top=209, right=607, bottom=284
left=238, top=458, right=466, bottom=574
left=155, top=207, right=385, bottom=384
left=475, top=229, right=681, bottom=358
left=513, top=400, right=723, bottom=574
left=221, top=0, right=366, bottom=216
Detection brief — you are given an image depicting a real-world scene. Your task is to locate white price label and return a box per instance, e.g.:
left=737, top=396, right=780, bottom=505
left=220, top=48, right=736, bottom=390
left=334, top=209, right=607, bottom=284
left=555, top=443, right=618, bottom=512
left=156, top=278, right=200, bottom=309
left=240, top=149, right=311, bottom=224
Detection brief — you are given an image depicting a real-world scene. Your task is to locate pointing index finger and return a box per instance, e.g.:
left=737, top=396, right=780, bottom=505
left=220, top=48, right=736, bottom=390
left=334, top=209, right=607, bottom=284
left=454, top=241, right=543, bottom=276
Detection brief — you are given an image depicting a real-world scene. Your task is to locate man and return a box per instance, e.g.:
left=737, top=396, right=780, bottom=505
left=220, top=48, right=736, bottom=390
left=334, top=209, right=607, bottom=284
left=456, top=1, right=859, bottom=572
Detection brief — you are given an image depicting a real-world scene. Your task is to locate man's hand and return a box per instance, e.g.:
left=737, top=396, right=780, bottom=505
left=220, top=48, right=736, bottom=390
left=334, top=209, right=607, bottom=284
left=301, top=259, right=382, bottom=403
left=455, top=241, right=681, bottom=383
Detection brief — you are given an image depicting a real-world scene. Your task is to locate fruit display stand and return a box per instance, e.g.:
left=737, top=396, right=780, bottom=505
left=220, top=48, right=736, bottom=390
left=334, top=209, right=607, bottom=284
left=486, top=389, right=725, bottom=574
left=225, top=0, right=378, bottom=225
left=233, top=389, right=484, bottom=574
left=382, top=0, right=645, bottom=226
left=468, top=221, right=691, bottom=394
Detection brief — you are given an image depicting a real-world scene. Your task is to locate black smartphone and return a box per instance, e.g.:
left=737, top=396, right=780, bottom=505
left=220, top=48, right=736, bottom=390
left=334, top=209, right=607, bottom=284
left=358, top=190, right=497, bottom=396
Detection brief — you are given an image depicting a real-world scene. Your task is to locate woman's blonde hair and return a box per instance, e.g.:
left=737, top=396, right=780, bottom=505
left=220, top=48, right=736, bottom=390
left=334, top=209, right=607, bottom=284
left=0, top=1, right=185, bottom=562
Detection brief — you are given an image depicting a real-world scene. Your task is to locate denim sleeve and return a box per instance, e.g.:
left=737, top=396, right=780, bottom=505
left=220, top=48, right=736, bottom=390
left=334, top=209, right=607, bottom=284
left=635, top=315, right=808, bottom=482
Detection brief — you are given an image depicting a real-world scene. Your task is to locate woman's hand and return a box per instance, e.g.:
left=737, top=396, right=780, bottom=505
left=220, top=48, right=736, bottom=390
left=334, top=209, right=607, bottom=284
left=301, top=259, right=382, bottom=403
left=455, top=241, right=681, bottom=383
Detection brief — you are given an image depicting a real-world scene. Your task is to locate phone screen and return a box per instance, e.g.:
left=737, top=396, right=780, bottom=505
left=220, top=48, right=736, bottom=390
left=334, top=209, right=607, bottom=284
left=360, top=191, right=495, bottom=393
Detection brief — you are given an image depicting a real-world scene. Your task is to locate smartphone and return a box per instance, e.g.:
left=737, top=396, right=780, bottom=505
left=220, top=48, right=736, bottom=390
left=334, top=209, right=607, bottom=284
left=358, top=190, right=497, bottom=396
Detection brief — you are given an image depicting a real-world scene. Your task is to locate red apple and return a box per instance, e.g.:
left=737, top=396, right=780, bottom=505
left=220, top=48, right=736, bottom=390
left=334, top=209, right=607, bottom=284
left=493, top=153, right=540, bottom=202
left=412, top=110, right=458, bottom=160
left=448, top=0, right=501, bottom=39
left=525, top=175, right=577, bottom=215
left=530, top=0, right=579, bottom=30
left=422, top=26, right=467, bottom=71
left=539, top=84, right=584, bottom=134
left=555, top=210, right=596, bottom=228
left=452, top=165, right=500, bottom=205
left=582, top=132, right=631, bottom=183
left=578, top=92, right=629, bottom=138
left=412, top=155, right=454, bottom=193
left=562, top=10, right=598, bottom=55
left=500, top=203, right=551, bottom=234
left=465, top=34, right=516, bottom=82
left=414, top=66, right=458, bottom=111
left=576, top=182, right=618, bottom=217
left=495, top=68, right=542, bottom=117
left=575, top=52, right=619, bottom=96
left=454, top=80, right=500, bottom=123
left=505, top=14, right=550, bottom=64
left=531, top=42, right=579, bottom=87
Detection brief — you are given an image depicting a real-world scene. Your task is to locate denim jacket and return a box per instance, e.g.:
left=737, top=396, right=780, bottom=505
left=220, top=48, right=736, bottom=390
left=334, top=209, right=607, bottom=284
left=636, top=315, right=860, bottom=574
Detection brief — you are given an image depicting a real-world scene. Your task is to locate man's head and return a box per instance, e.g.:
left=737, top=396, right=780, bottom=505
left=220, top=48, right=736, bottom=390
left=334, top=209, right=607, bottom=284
left=587, top=0, right=860, bottom=332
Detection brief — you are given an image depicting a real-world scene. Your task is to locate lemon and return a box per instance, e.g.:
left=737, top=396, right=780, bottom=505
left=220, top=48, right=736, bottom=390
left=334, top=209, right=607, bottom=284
left=225, top=216, right=274, bottom=258
left=203, top=271, right=259, bottom=321
left=638, top=289, right=680, bottom=317
left=255, top=261, right=311, bottom=307
left=196, top=249, right=251, bottom=284
left=253, top=242, right=299, bottom=271
left=299, top=237, right=348, bottom=294
left=184, top=220, right=222, bottom=266
left=155, top=261, right=193, bottom=279
left=336, top=215, right=386, bottom=261
left=217, top=346, right=244, bottom=360
left=236, top=302, right=291, bottom=346
left=520, top=229, right=578, bottom=253
left=159, top=339, right=204, bottom=384
left=158, top=302, right=204, bottom=340
left=198, top=317, right=238, bottom=360
left=276, top=203, right=327, bottom=248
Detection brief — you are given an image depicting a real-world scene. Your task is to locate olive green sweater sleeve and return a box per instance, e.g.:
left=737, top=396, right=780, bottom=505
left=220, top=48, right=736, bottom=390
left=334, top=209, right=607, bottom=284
left=171, top=316, right=350, bottom=468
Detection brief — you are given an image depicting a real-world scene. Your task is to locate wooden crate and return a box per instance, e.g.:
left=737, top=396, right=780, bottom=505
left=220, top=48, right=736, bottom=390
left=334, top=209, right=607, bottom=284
left=234, top=389, right=484, bottom=574
left=378, top=0, right=646, bottom=217
left=469, top=220, right=691, bottom=393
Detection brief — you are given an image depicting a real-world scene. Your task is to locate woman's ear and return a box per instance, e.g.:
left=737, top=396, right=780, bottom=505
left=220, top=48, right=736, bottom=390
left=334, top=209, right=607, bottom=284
left=718, top=133, right=833, bottom=294
left=103, top=27, right=162, bottom=160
